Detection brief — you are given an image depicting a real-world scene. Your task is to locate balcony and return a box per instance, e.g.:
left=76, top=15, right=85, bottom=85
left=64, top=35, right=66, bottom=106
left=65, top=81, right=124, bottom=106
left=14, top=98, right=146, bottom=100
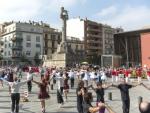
left=87, top=45, right=101, bottom=50
left=12, top=54, right=21, bottom=58
left=87, top=40, right=101, bottom=44
left=87, top=27, right=102, bottom=32
left=11, top=36, right=23, bottom=42
left=12, top=45, right=23, bottom=50
left=87, top=34, right=102, bottom=38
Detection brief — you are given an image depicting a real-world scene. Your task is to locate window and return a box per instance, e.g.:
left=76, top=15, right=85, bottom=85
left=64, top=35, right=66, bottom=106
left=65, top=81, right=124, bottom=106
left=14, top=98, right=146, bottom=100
left=51, top=35, right=55, bottom=40
left=26, top=51, right=31, bottom=56
left=26, top=35, right=31, bottom=41
left=9, top=43, right=11, bottom=47
left=36, top=44, right=41, bottom=48
left=5, top=44, right=7, bottom=48
left=81, top=45, right=83, bottom=50
left=4, top=52, right=7, bottom=56
left=5, top=37, right=7, bottom=42
left=26, top=43, right=31, bottom=47
left=8, top=51, right=11, bottom=55
left=76, top=45, right=78, bottom=50
left=36, top=36, right=40, bottom=42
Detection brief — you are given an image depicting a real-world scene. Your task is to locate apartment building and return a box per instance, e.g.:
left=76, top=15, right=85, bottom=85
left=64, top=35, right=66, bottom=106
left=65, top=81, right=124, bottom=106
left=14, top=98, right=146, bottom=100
left=102, top=25, right=123, bottom=55
left=43, top=26, right=62, bottom=60
left=0, top=21, right=44, bottom=65
left=66, top=36, right=85, bottom=65
left=67, top=17, right=122, bottom=64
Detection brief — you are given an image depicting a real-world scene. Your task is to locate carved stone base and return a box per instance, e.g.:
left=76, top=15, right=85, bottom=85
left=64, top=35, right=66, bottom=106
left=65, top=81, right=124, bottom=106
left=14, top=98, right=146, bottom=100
left=56, top=42, right=67, bottom=53
left=43, top=53, right=66, bottom=67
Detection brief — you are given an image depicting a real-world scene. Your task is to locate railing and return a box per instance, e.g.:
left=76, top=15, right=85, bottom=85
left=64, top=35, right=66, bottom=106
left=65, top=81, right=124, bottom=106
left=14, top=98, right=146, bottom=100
left=12, top=55, right=21, bottom=58
left=12, top=45, right=23, bottom=50
left=11, top=36, right=23, bottom=42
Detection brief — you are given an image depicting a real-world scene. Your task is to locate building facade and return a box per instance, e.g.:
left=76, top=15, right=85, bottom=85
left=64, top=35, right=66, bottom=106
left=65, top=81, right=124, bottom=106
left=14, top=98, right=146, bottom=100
left=0, top=21, right=44, bottom=65
left=114, top=28, right=150, bottom=68
left=66, top=37, right=85, bottom=66
left=43, top=26, right=62, bottom=60
left=67, top=17, right=122, bottom=64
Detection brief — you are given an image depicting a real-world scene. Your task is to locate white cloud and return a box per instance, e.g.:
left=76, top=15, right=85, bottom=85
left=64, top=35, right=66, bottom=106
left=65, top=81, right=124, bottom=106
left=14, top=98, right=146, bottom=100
left=93, top=5, right=150, bottom=30
left=0, top=0, right=42, bottom=22
left=0, top=0, right=80, bottom=23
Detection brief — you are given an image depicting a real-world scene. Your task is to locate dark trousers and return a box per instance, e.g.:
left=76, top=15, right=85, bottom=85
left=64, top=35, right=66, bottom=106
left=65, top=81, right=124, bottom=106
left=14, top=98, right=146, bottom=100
left=27, top=81, right=32, bottom=93
left=70, top=78, right=74, bottom=88
left=11, top=93, right=20, bottom=113
left=60, top=87, right=63, bottom=95
left=57, top=89, right=64, bottom=104
left=77, top=104, right=83, bottom=113
left=122, top=100, right=130, bottom=113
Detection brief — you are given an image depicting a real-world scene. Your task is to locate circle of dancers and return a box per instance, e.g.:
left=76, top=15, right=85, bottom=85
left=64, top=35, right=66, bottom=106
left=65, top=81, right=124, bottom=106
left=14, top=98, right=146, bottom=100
left=0, top=65, right=150, bottom=113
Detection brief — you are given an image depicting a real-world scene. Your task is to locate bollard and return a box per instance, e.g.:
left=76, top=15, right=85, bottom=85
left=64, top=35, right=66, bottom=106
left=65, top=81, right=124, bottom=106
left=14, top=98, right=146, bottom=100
left=51, top=84, right=53, bottom=90
left=138, top=96, right=143, bottom=104
left=108, top=92, right=112, bottom=100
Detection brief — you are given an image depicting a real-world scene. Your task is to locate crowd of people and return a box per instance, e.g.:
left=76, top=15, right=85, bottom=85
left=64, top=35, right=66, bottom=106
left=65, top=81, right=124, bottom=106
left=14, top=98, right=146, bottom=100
left=0, top=65, right=150, bottom=113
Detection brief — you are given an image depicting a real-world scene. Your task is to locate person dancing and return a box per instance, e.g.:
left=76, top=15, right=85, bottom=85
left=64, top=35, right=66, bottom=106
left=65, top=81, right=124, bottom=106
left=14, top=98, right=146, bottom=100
left=32, top=77, right=50, bottom=113
left=63, top=72, right=69, bottom=102
left=112, top=78, right=140, bottom=113
left=0, top=74, right=32, bottom=113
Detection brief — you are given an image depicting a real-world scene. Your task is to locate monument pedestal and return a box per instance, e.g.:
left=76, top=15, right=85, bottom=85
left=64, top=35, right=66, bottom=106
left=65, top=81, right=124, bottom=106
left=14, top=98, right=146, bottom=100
left=43, top=43, right=67, bottom=67
left=43, top=53, right=67, bottom=67
left=43, top=7, right=69, bottom=68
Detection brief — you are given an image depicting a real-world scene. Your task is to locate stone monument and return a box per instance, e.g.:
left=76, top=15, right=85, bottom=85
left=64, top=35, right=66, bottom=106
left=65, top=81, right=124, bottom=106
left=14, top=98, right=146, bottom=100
left=57, top=7, right=68, bottom=53
left=44, top=7, right=69, bottom=67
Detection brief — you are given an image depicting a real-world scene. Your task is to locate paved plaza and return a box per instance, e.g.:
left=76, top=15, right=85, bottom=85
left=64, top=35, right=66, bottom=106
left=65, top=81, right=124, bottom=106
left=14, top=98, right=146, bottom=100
left=0, top=75, right=150, bottom=113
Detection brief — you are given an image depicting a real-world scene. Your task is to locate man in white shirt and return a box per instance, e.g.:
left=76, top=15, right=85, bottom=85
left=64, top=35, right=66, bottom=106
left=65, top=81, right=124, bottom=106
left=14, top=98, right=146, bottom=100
left=55, top=72, right=64, bottom=106
left=1, top=73, right=32, bottom=113
left=68, top=69, right=75, bottom=88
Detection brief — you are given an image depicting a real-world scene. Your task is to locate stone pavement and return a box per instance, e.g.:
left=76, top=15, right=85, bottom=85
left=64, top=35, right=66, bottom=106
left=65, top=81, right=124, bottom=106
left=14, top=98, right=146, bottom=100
left=0, top=75, right=150, bottom=113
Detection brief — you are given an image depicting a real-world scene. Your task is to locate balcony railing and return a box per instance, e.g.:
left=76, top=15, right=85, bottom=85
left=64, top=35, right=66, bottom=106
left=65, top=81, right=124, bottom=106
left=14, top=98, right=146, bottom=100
left=87, top=40, right=101, bottom=43
left=87, top=27, right=102, bottom=32
left=12, top=54, right=21, bottom=58
left=11, top=37, right=23, bottom=42
left=12, top=45, right=23, bottom=50
left=87, top=34, right=102, bottom=38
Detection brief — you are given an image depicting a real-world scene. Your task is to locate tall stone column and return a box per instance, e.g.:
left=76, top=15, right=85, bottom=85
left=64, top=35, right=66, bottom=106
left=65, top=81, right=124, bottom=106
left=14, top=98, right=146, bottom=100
left=59, top=7, right=68, bottom=53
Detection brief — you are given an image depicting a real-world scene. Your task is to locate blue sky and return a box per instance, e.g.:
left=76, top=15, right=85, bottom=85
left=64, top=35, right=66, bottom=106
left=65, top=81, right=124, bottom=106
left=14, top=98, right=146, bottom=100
left=0, top=0, right=150, bottom=31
